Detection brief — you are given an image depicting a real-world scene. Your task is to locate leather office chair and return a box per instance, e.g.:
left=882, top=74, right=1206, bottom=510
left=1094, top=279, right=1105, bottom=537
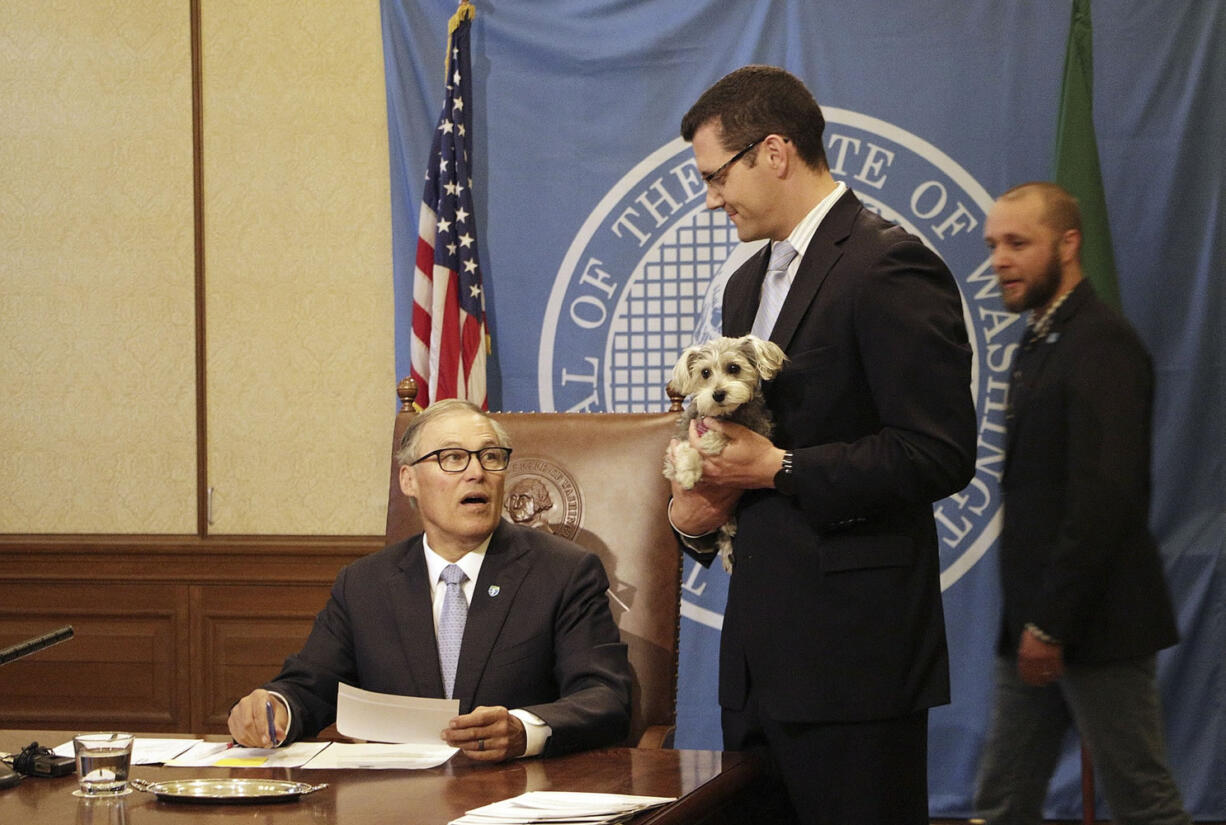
left=386, top=378, right=684, bottom=748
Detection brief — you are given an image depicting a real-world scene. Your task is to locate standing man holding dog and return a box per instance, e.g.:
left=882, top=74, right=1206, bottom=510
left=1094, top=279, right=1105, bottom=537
left=668, top=65, right=976, bottom=824
left=972, top=182, right=1189, bottom=825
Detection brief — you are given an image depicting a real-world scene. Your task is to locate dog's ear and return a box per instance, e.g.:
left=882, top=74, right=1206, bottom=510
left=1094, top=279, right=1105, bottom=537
left=743, top=335, right=788, bottom=380
left=670, top=345, right=702, bottom=394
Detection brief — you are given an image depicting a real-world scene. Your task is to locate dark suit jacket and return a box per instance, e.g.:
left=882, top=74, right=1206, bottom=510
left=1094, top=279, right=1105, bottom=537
left=999, top=280, right=1178, bottom=662
left=705, top=188, right=976, bottom=723
left=266, top=519, right=632, bottom=755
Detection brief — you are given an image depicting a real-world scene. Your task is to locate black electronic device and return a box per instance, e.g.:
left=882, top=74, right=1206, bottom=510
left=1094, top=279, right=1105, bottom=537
left=0, top=626, right=74, bottom=665
left=13, top=743, right=75, bottom=778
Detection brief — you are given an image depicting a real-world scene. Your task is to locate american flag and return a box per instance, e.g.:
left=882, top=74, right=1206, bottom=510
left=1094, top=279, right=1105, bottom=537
left=411, top=2, right=488, bottom=409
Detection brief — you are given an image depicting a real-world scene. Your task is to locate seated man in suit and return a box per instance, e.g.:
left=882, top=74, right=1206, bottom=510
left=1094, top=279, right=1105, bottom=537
left=228, top=399, right=632, bottom=761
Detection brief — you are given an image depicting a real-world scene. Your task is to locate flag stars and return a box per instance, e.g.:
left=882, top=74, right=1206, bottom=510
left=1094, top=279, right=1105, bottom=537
left=458, top=233, right=474, bottom=248
left=436, top=218, right=452, bottom=234
left=440, top=119, right=454, bottom=134
left=444, top=181, right=460, bottom=197
left=464, top=260, right=479, bottom=275
left=455, top=206, right=469, bottom=223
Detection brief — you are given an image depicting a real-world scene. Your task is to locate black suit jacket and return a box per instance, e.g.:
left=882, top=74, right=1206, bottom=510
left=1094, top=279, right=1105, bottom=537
left=706, top=188, right=976, bottom=723
left=266, top=520, right=632, bottom=755
left=999, top=280, right=1178, bottom=662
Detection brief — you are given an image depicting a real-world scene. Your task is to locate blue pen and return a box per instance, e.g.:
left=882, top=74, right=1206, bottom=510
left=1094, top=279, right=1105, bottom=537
left=265, top=699, right=277, bottom=747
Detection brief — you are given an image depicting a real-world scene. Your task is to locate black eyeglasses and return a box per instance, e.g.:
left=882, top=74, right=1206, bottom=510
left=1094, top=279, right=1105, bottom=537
left=702, top=138, right=763, bottom=188
left=411, top=446, right=513, bottom=473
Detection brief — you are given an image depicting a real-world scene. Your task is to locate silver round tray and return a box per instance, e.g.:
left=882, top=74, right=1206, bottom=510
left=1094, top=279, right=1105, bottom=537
left=130, top=777, right=327, bottom=804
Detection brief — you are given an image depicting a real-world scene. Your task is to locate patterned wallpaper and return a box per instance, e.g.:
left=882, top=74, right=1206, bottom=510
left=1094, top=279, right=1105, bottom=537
left=0, top=1, right=197, bottom=533
left=0, top=1, right=394, bottom=536
left=200, top=0, right=393, bottom=535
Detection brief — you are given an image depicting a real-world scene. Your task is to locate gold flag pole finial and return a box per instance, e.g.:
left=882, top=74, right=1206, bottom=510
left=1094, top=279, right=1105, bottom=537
left=443, top=1, right=476, bottom=80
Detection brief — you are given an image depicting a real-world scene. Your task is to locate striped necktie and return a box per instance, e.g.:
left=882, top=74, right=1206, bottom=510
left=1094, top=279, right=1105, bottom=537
left=750, top=240, right=798, bottom=340
left=437, top=563, right=468, bottom=699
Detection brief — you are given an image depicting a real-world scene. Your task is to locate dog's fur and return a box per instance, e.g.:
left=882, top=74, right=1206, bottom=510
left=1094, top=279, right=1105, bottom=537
left=663, top=335, right=787, bottom=572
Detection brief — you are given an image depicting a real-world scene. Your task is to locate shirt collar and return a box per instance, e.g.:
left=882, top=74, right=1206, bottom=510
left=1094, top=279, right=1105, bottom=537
left=784, top=180, right=847, bottom=263
left=423, top=533, right=491, bottom=587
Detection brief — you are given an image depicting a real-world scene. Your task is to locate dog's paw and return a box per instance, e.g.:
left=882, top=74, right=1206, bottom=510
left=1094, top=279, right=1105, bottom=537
left=675, top=466, right=701, bottom=490
left=715, top=525, right=736, bottom=574
left=670, top=443, right=703, bottom=490
left=718, top=548, right=734, bottom=574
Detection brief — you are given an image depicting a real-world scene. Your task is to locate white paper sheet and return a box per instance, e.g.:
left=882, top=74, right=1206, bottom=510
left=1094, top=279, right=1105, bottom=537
left=300, top=741, right=457, bottom=770
left=450, top=791, right=676, bottom=824
left=335, top=682, right=460, bottom=744
left=53, top=738, right=202, bottom=766
left=162, top=740, right=328, bottom=768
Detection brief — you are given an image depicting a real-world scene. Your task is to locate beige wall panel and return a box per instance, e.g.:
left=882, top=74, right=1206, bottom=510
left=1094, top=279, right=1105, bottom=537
left=0, top=2, right=197, bottom=533
left=202, top=1, right=394, bottom=535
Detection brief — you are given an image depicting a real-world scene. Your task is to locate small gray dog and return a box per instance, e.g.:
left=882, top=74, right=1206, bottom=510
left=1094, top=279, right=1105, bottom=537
left=664, top=334, right=787, bottom=572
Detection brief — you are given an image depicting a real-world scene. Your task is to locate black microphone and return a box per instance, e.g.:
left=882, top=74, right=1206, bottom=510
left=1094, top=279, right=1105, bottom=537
left=0, top=625, right=74, bottom=666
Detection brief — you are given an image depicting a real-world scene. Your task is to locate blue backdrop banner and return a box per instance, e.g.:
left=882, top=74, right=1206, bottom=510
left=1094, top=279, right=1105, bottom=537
left=382, top=1, right=1225, bottom=817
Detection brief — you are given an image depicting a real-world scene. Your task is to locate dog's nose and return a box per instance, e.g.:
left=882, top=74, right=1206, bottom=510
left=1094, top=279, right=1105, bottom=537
left=712, top=389, right=725, bottom=403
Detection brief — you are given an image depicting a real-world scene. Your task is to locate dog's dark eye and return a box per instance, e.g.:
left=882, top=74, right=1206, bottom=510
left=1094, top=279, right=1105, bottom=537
left=701, top=368, right=712, bottom=379
left=727, top=363, right=741, bottom=374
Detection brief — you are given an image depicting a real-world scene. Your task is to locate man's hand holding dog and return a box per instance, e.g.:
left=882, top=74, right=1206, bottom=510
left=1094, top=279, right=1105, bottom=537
left=667, top=456, right=741, bottom=535
left=668, top=417, right=785, bottom=535
left=688, top=417, right=785, bottom=489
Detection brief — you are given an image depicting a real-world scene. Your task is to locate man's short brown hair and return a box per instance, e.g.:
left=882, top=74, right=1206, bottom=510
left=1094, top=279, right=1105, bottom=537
left=999, top=181, right=1083, bottom=236
left=680, top=65, right=828, bottom=171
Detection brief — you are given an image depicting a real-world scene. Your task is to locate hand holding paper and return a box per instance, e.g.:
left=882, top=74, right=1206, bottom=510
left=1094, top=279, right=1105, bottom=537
left=324, top=683, right=460, bottom=767
left=442, top=705, right=527, bottom=762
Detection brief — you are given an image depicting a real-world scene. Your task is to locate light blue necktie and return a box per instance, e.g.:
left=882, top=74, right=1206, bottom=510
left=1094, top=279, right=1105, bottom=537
left=750, top=240, right=798, bottom=340
left=437, top=564, right=468, bottom=699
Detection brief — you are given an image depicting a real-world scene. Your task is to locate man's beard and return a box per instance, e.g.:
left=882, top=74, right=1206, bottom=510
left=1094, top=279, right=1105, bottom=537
left=1004, top=246, right=1063, bottom=313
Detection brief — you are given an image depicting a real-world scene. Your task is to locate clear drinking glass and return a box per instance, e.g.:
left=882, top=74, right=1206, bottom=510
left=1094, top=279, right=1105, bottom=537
left=72, top=732, right=134, bottom=797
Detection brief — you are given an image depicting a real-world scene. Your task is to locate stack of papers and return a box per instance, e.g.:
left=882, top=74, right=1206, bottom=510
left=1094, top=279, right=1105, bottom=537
left=450, top=791, right=675, bottom=824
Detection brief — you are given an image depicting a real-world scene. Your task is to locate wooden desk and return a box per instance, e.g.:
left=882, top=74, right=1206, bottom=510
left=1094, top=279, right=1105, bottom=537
left=0, top=731, right=762, bottom=824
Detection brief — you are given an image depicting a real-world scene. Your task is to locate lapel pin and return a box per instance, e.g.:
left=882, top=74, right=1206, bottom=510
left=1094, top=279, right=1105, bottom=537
left=1046, top=332, right=1060, bottom=343
left=487, top=585, right=500, bottom=598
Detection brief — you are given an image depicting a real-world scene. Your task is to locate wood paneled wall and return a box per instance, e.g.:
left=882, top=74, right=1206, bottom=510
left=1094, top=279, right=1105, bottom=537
left=0, top=537, right=379, bottom=732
